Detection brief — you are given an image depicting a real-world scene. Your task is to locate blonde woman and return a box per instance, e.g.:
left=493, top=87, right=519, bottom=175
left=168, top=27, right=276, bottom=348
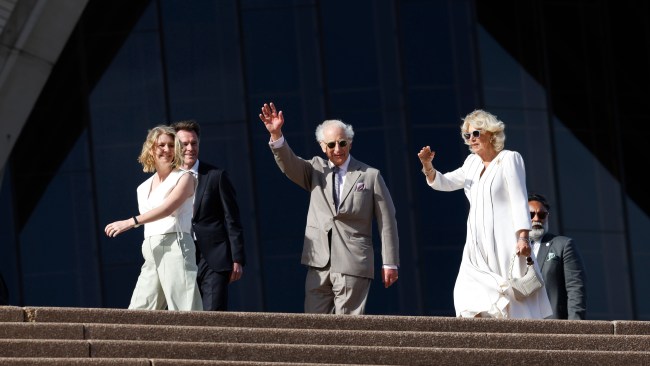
left=418, top=110, right=551, bottom=319
left=105, top=125, right=202, bottom=311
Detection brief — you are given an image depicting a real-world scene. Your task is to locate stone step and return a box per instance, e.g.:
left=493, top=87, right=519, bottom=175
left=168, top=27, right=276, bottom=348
left=15, top=306, right=616, bottom=335
left=1, top=340, right=650, bottom=365
left=0, top=323, right=82, bottom=339
left=0, top=340, right=89, bottom=358
left=0, top=359, right=369, bottom=366
left=3, top=306, right=650, bottom=365
left=1, top=322, right=650, bottom=352
left=0, top=306, right=23, bottom=321
left=0, top=359, right=149, bottom=366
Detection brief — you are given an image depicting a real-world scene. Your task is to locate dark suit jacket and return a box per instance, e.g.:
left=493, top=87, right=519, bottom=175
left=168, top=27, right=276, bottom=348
left=191, top=161, right=245, bottom=272
left=536, top=233, right=586, bottom=319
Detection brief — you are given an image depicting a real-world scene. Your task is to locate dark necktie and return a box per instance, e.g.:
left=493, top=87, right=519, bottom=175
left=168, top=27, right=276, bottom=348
left=332, top=166, right=340, bottom=211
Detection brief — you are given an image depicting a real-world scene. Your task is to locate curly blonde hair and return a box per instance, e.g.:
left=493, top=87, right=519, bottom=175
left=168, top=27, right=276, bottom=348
left=137, top=125, right=183, bottom=172
left=460, top=109, right=506, bottom=152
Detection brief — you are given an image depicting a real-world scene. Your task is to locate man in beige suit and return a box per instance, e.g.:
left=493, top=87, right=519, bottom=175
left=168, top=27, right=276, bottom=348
left=259, top=102, right=400, bottom=315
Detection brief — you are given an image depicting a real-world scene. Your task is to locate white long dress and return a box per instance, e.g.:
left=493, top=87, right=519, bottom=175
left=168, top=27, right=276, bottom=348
left=429, top=150, right=552, bottom=318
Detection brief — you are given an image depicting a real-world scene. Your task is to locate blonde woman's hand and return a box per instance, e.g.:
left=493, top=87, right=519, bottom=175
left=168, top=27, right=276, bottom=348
left=104, top=219, right=133, bottom=238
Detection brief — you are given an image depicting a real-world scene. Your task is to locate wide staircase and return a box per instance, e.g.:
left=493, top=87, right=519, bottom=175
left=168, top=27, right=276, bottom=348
left=1, top=306, right=650, bottom=365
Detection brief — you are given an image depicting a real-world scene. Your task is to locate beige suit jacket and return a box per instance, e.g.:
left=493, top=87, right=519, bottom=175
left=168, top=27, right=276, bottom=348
left=272, top=142, right=399, bottom=279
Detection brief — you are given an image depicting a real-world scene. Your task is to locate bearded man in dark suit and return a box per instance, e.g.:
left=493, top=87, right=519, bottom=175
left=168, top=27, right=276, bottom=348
left=529, top=193, right=586, bottom=319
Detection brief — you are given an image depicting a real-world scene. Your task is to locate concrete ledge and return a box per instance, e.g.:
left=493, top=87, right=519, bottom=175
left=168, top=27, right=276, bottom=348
left=0, top=323, right=83, bottom=339
left=152, top=361, right=375, bottom=366
left=0, top=358, right=149, bottom=365
left=0, top=307, right=648, bottom=365
left=0, top=358, right=361, bottom=366
left=26, top=307, right=612, bottom=335
left=82, top=323, right=650, bottom=351
left=88, top=341, right=650, bottom=365
left=0, top=306, right=24, bottom=322
left=614, top=321, right=650, bottom=335
left=0, top=340, right=89, bottom=357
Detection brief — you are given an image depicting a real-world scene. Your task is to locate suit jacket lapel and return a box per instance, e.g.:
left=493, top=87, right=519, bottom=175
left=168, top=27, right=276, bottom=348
left=536, top=233, right=552, bottom=271
left=193, top=163, right=208, bottom=217
left=339, top=158, right=361, bottom=204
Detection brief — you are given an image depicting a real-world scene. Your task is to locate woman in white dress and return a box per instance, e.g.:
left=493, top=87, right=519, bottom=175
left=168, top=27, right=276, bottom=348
left=418, top=110, right=552, bottom=319
left=104, top=125, right=202, bottom=311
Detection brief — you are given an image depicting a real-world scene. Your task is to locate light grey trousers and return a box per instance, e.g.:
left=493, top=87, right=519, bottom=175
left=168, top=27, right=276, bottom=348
left=129, top=233, right=203, bottom=311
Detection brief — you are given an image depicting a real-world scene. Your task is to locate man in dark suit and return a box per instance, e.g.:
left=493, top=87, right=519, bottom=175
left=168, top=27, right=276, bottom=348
left=528, top=193, right=586, bottom=319
left=259, top=102, right=400, bottom=315
left=172, top=120, right=246, bottom=311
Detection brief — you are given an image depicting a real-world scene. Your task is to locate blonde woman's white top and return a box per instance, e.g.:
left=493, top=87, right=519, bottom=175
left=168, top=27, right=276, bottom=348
left=136, top=169, right=195, bottom=238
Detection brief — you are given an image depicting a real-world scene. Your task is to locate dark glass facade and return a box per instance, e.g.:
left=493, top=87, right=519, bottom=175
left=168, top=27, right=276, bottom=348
left=1, top=0, right=647, bottom=319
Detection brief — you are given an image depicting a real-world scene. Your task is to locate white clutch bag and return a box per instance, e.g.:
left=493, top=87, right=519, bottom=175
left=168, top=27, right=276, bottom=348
left=508, top=254, right=544, bottom=301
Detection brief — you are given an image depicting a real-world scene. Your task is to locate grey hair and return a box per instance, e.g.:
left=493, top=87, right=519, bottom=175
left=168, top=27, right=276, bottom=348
left=315, top=119, right=355, bottom=142
left=460, top=109, right=506, bottom=152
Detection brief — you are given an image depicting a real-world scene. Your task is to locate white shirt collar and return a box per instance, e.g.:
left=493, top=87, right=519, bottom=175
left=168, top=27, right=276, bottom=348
left=330, top=155, right=351, bottom=173
left=189, top=159, right=199, bottom=176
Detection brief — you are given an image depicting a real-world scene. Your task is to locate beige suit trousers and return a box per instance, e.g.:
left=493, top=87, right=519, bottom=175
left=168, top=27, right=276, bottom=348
left=304, top=264, right=371, bottom=314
